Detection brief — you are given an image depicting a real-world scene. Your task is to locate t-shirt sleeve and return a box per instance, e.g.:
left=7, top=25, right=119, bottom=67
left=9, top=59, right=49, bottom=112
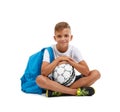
left=43, top=49, right=50, bottom=63
left=73, top=47, right=83, bottom=63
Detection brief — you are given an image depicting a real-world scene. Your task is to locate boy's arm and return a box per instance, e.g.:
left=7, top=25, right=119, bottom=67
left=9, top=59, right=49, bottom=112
left=67, top=58, right=90, bottom=76
left=41, top=56, right=69, bottom=77
left=41, top=59, right=59, bottom=77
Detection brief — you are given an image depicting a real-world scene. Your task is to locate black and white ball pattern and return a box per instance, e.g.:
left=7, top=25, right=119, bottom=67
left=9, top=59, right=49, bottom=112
left=52, top=63, right=76, bottom=86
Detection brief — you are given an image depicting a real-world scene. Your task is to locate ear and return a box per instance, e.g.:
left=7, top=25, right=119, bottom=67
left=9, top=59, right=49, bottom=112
left=70, top=35, right=73, bottom=41
left=54, top=36, right=56, bottom=41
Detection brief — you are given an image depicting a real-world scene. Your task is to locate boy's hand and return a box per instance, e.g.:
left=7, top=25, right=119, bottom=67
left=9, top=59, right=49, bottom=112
left=56, top=56, right=75, bottom=65
left=60, top=56, right=74, bottom=62
left=57, top=56, right=70, bottom=62
left=58, top=61, right=68, bottom=65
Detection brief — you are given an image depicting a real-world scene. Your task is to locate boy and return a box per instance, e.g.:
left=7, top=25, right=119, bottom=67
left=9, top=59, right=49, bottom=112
left=36, top=22, right=100, bottom=97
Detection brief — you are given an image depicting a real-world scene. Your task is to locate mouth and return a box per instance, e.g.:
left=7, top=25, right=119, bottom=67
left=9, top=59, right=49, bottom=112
left=61, top=41, right=68, bottom=44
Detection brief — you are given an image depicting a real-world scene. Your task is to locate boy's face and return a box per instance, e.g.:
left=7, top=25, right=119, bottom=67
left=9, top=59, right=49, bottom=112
left=54, top=28, right=73, bottom=48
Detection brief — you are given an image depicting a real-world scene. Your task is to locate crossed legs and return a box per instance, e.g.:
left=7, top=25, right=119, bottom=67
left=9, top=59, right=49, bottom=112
left=36, top=70, right=101, bottom=95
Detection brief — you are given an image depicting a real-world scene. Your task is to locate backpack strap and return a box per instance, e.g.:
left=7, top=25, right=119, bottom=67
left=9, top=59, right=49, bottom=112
left=46, top=47, right=55, bottom=62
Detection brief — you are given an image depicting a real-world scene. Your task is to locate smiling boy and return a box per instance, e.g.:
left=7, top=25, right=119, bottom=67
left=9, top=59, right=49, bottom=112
left=36, top=22, right=101, bottom=97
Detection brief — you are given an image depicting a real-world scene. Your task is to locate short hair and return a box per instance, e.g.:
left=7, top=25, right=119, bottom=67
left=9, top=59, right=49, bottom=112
left=54, top=22, right=71, bottom=33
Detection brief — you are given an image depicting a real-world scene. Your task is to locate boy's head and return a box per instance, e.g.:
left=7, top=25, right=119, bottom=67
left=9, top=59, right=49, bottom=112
left=54, top=22, right=73, bottom=51
left=54, top=22, right=71, bottom=33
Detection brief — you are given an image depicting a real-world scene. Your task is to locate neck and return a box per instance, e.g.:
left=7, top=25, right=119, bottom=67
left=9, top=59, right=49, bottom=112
left=56, top=44, right=68, bottom=53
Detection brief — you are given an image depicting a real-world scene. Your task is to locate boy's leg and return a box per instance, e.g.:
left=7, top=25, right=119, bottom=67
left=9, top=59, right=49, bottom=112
left=36, top=75, right=77, bottom=95
left=70, top=70, right=101, bottom=89
left=36, top=73, right=96, bottom=97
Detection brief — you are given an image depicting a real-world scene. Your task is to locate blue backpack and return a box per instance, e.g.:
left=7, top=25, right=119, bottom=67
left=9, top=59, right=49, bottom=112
left=20, top=47, right=54, bottom=94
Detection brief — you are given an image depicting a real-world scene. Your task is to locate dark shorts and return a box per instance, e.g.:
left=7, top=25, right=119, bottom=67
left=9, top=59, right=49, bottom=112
left=74, top=75, right=84, bottom=82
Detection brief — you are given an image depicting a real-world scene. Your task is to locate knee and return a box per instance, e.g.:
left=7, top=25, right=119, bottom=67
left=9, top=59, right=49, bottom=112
left=91, top=69, right=101, bottom=80
left=36, top=75, right=47, bottom=86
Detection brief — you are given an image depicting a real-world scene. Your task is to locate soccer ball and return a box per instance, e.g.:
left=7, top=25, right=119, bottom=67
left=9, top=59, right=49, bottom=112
left=52, top=63, right=76, bottom=86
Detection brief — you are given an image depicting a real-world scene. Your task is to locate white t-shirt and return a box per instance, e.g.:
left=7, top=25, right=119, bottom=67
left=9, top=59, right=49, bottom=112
left=43, top=44, right=83, bottom=77
left=43, top=44, right=83, bottom=63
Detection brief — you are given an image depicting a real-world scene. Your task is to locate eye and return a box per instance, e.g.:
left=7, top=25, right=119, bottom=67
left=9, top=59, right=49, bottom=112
left=57, top=35, right=62, bottom=38
left=64, top=34, right=69, bottom=37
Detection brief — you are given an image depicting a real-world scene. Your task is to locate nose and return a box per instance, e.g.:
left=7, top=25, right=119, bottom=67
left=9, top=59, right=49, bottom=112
left=61, top=37, right=66, bottom=42
left=61, top=36, right=66, bottom=40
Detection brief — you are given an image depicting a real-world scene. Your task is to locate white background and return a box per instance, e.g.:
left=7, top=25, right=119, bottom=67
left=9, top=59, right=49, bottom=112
left=0, top=0, right=120, bottom=112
